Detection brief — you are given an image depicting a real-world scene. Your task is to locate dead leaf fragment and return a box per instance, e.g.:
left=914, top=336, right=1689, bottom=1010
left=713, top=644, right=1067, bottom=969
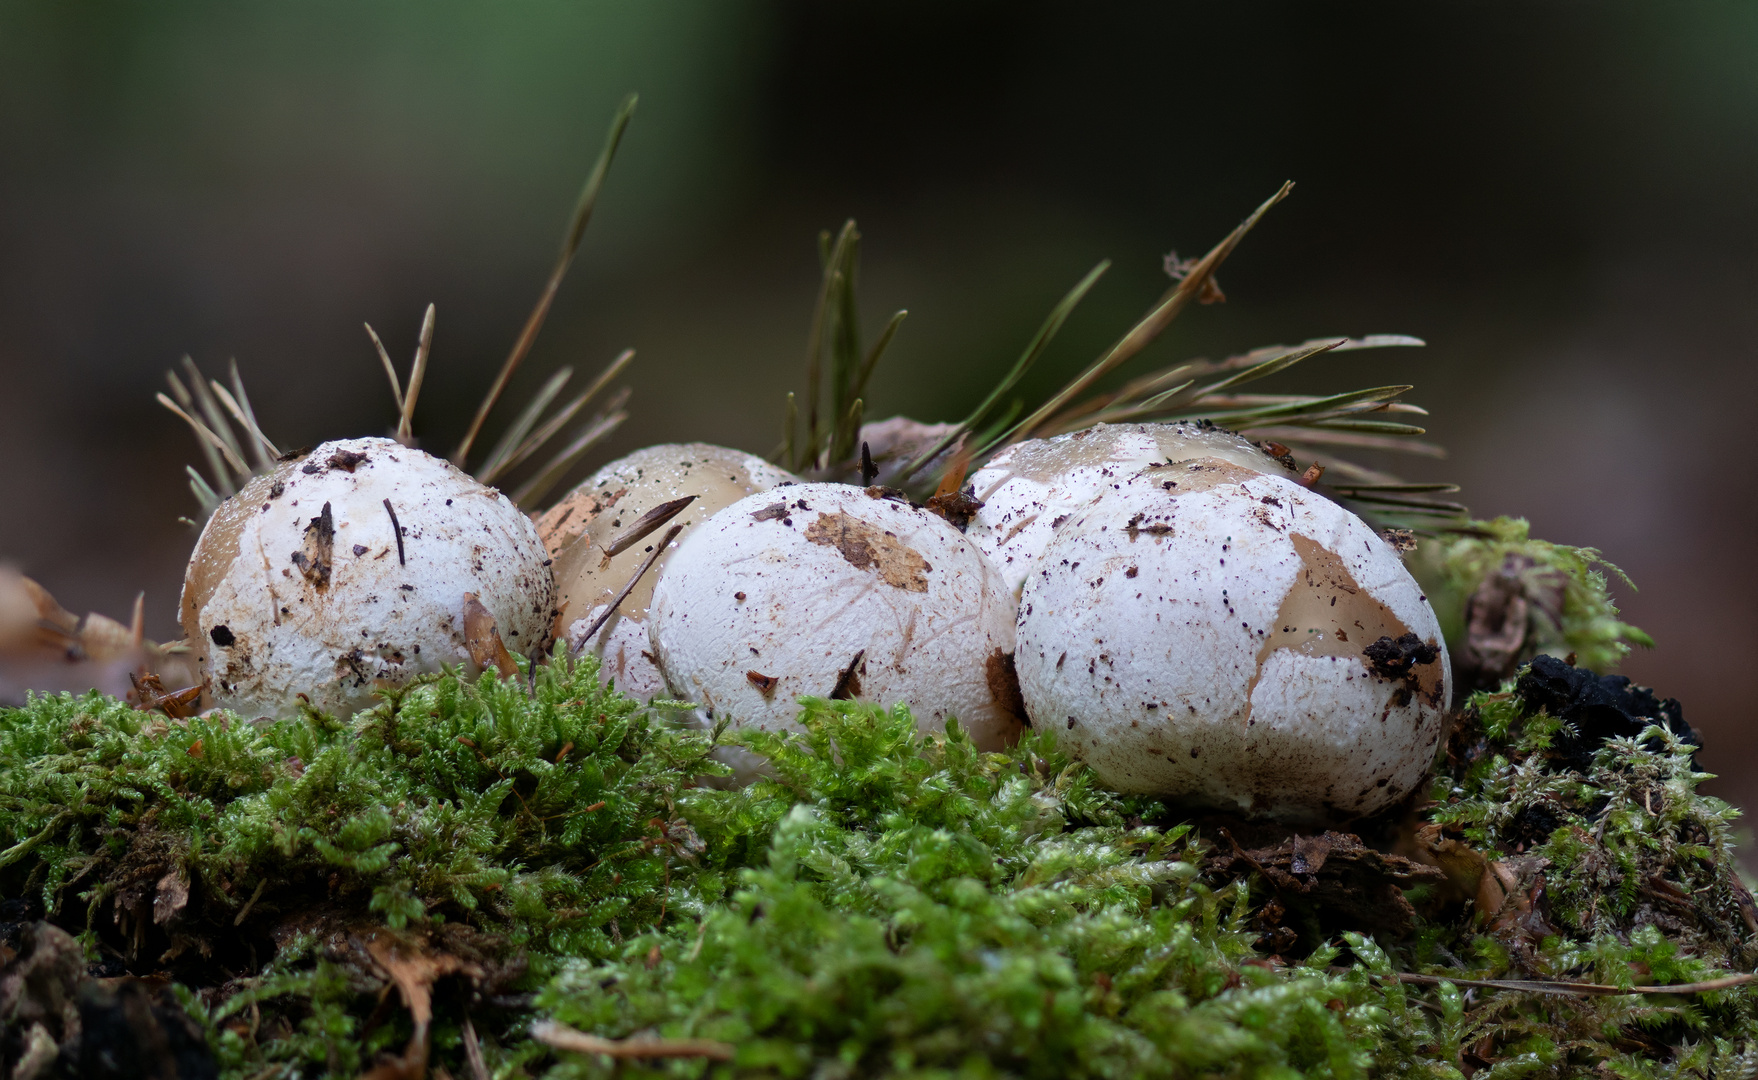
left=461, top=593, right=519, bottom=678
left=290, top=502, right=335, bottom=588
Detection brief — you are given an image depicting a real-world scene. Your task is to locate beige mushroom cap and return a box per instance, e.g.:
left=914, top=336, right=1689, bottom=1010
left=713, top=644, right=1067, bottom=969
left=1014, top=460, right=1449, bottom=824
left=968, top=422, right=1293, bottom=596
left=648, top=482, right=1026, bottom=750
left=545, top=444, right=798, bottom=700
left=181, top=437, right=554, bottom=720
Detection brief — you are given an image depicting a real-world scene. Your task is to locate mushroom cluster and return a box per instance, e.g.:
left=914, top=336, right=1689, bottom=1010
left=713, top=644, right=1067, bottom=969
left=179, top=419, right=1448, bottom=824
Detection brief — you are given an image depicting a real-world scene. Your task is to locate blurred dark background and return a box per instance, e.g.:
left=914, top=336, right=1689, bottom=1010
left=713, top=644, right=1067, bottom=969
left=2, top=3, right=1754, bottom=821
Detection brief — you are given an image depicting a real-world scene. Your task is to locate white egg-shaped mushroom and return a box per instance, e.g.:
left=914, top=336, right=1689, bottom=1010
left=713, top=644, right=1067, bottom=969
left=1015, top=458, right=1449, bottom=824
left=649, top=483, right=1026, bottom=749
left=539, top=444, right=799, bottom=700
left=182, top=437, right=554, bottom=720
left=968, top=422, right=1295, bottom=596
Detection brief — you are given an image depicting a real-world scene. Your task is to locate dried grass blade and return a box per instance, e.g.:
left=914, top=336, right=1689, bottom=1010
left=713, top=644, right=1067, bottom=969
left=399, top=303, right=435, bottom=442
left=227, top=359, right=280, bottom=468
left=912, top=259, right=1109, bottom=476
left=453, top=94, right=636, bottom=467
left=510, top=401, right=629, bottom=507
left=159, top=393, right=250, bottom=483
left=185, top=466, right=221, bottom=513
left=210, top=378, right=279, bottom=469
left=365, top=322, right=403, bottom=412
left=181, top=357, right=250, bottom=484
left=1010, top=182, right=1293, bottom=442
left=494, top=347, right=634, bottom=480
left=477, top=367, right=574, bottom=485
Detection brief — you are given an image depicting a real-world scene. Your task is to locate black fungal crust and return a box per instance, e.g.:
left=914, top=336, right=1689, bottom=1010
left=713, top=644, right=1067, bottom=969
left=1515, top=653, right=1698, bottom=773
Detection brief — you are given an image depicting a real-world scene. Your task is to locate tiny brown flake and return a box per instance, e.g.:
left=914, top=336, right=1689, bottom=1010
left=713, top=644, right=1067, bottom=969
left=290, top=502, right=335, bottom=587
left=750, top=502, right=790, bottom=522
left=746, top=670, right=778, bottom=698
left=733, top=592, right=746, bottom=602
left=352, top=544, right=369, bottom=556
left=829, top=649, right=865, bottom=700
left=1298, top=462, right=1326, bottom=487
left=805, top=512, right=931, bottom=591
left=923, top=486, right=983, bottom=532
left=327, top=448, right=369, bottom=471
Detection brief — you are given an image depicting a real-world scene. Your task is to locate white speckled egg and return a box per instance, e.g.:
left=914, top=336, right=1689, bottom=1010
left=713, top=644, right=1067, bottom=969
left=968, top=422, right=1294, bottom=596
left=1015, top=458, right=1449, bottom=823
left=181, top=437, right=554, bottom=720
left=648, top=482, right=1025, bottom=749
left=541, top=444, right=798, bottom=700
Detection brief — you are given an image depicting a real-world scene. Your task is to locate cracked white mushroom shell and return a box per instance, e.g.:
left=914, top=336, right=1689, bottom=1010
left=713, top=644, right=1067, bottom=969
left=1015, top=459, right=1449, bottom=824
left=648, top=482, right=1026, bottom=749
left=968, top=422, right=1294, bottom=596
left=182, top=436, right=554, bottom=720
left=539, top=444, right=798, bottom=700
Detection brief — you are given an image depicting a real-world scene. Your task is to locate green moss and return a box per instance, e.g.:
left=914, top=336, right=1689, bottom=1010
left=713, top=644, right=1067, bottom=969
left=2, top=653, right=1754, bottom=1078
left=1410, top=516, right=1652, bottom=674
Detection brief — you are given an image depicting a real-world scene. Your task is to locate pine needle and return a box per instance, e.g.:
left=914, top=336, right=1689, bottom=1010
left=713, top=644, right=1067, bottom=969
left=478, top=366, right=574, bottom=484
left=166, top=368, right=234, bottom=497
left=487, top=348, right=636, bottom=485
left=453, top=95, right=637, bottom=468
left=209, top=375, right=280, bottom=468
left=181, top=356, right=250, bottom=485
left=906, top=259, right=1110, bottom=478
left=1005, top=182, right=1293, bottom=445
left=510, top=394, right=630, bottom=507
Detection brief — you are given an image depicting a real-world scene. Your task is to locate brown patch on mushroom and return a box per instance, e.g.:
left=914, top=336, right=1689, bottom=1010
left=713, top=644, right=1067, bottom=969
left=1241, top=533, right=1443, bottom=722
left=984, top=649, right=1028, bottom=721
left=536, top=486, right=625, bottom=556
left=1142, top=456, right=1262, bottom=494
left=326, top=448, right=369, bottom=472
left=746, top=670, right=778, bottom=698
left=805, top=512, right=931, bottom=591
left=290, top=502, right=335, bottom=588
left=749, top=502, right=790, bottom=522
left=461, top=592, right=519, bottom=678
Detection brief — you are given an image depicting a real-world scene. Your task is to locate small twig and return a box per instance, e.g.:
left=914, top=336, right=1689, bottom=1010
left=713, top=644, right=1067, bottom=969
left=574, top=524, right=682, bottom=644
left=601, top=496, right=695, bottom=561
left=234, top=879, right=268, bottom=926
left=383, top=500, right=405, bottom=565
left=158, top=394, right=251, bottom=479
left=860, top=441, right=877, bottom=486
left=829, top=649, right=865, bottom=700
left=1343, top=968, right=1756, bottom=997
left=532, top=1020, right=734, bottom=1061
